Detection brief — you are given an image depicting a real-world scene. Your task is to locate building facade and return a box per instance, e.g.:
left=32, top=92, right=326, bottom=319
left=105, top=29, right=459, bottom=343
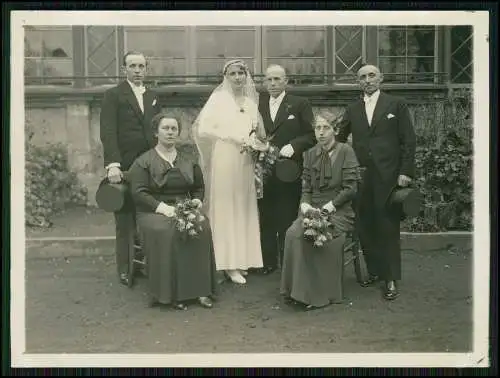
left=24, top=25, right=473, bottom=204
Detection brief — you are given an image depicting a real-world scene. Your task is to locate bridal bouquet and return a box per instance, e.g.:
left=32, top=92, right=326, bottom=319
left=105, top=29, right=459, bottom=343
left=240, top=133, right=279, bottom=198
left=302, top=207, right=334, bottom=248
left=174, top=198, right=205, bottom=239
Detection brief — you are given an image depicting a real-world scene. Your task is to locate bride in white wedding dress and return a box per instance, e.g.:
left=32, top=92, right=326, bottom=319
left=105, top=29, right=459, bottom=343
left=192, top=59, right=265, bottom=284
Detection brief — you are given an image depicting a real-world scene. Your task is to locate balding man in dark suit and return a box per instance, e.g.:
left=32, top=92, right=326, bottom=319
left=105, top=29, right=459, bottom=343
left=257, top=64, right=316, bottom=274
left=337, top=64, right=416, bottom=300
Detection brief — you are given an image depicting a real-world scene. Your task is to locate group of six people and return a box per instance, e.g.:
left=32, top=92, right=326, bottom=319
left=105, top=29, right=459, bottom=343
left=99, top=50, right=416, bottom=312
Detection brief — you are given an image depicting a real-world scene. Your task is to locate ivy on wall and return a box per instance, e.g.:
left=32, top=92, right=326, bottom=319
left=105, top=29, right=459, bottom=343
left=25, top=122, right=88, bottom=228
left=402, top=88, right=473, bottom=232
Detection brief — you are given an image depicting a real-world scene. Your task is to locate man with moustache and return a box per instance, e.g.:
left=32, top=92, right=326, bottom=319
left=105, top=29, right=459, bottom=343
left=337, top=64, right=416, bottom=300
left=100, top=51, right=162, bottom=286
left=257, top=64, right=316, bottom=274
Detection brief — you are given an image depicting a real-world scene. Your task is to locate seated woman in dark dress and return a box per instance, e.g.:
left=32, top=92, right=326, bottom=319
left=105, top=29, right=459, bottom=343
left=280, top=110, right=360, bottom=310
left=128, top=112, right=217, bottom=310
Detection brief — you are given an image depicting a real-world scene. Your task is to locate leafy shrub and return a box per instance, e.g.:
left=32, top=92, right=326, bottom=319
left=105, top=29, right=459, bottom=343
left=25, top=122, right=88, bottom=228
left=402, top=88, right=473, bottom=232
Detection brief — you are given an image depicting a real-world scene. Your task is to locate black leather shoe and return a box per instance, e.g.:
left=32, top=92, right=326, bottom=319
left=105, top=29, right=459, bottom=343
left=360, top=274, right=379, bottom=287
left=173, top=302, right=188, bottom=311
left=119, top=273, right=129, bottom=286
left=283, top=296, right=296, bottom=305
left=262, top=266, right=277, bottom=275
left=383, top=281, right=400, bottom=300
left=306, top=303, right=330, bottom=311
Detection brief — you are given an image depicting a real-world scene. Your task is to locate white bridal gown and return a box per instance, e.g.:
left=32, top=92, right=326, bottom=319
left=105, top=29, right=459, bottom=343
left=197, top=95, right=264, bottom=271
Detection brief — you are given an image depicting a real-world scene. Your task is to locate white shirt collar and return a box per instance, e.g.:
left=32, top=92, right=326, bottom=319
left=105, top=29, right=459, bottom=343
left=127, top=79, right=145, bottom=94
left=155, top=146, right=177, bottom=165
left=270, top=90, right=286, bottom=105
left=364, top=89, right=380, bottom=104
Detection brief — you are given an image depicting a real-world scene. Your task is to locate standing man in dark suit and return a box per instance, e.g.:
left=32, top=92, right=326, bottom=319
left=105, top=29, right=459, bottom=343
left=337, top=64, right=416, bottom=300
left=100, top=51, right=162, bottom=286
left=257, top=64, right=316, bottom=274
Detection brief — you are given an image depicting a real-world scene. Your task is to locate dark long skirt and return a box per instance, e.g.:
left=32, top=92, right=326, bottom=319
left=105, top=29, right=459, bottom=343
left=280, top=217, right=347, bottom=308
left=137, top=212, right=217, bottom=304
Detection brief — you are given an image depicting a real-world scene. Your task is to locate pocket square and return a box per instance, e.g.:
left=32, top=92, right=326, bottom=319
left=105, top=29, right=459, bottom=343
left=287, top=114, right=295, bottom=120
left=387, top=113, right=395, bottom=119
left=152, top=98, right=157, bottom=106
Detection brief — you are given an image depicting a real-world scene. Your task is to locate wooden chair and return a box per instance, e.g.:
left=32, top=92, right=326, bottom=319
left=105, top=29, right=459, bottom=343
left=127, top=231, right=147, bottom=288
left=342, top=229, right=368, bottom=296
left=341, top=177, right=369, bottom=298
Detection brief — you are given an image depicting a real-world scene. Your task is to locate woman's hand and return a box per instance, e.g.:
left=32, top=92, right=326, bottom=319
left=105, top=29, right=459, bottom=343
left=397, top=174, right=412, bottom=187
left=250, top=137, right=270, bottom=152
left=191, top=198, right=203, bottom=209
left=241, top=137, right=251, bottom=149
left=321, top=201, right=336, bottom=215
left=156, top=202, right=176, bottom=218
left=163, top=205, right=176, bottom=217
left=300, top=202, right=313, bottom=215
left=241, top=134, right=269, bottom=152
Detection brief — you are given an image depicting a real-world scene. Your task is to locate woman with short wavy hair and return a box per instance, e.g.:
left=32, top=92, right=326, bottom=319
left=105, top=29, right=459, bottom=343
left=128, top=111, right=217, bottom=310
left=280, top=111, right=361, bottom=310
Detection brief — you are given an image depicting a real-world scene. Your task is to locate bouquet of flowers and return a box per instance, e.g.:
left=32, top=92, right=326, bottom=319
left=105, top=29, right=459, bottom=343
left=240, top=132, right=280, bottom=198
left=174, top=198, right=205, bottom=239
left=302, top=207, right=334, bottom=248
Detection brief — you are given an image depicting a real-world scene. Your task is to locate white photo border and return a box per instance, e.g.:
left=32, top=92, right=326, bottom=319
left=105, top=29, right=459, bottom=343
left=10, top=10, right=491, bottom=368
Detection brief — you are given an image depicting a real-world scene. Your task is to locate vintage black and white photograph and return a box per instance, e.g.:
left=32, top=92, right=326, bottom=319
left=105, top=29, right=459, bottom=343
left=10, top=10, right=490, bottom=368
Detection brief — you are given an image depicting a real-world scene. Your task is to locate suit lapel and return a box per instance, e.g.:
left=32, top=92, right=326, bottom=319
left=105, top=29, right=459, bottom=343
left=260, top=97, right=274, bottom=134
left=122, top=82, right=144, bottom=121
left=143, top=90, right=153, bottom=122
left=369, top=92, right=391, bottom=133
left=142, top=90, right=158, bottom=146
left=355, top=99, right=370, bottom=130
left=272, top=94, right=290, bottom=130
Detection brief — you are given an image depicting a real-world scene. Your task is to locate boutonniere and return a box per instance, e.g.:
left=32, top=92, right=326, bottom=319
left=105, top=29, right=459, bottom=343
left=387, top=113, right=395, bottom=119
left=152, top=98, right=157, bottom=106
left=287, top=114, right=296, bottom=120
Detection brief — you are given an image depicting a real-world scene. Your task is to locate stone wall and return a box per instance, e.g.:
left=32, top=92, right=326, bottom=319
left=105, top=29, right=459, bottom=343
left=25, top=84, right=449, bottom=206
